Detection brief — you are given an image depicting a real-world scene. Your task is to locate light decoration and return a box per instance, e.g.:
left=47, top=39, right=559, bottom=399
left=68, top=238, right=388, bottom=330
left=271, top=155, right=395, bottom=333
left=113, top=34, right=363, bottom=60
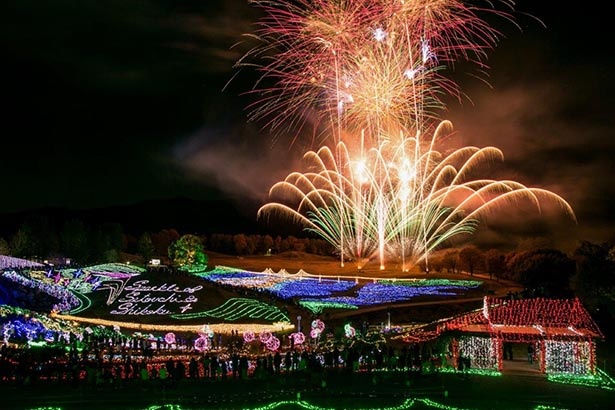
left=344, top=323, right=356, bottom=338
left=547, top=368, right=615, bottom=391
left=53, top=312, right=293, bottom=335
left=259, top=331, right=273, bottom=343
left=544, top=340, right=592, bottom=375
left=299, top=280, right=480, bottom=307
left=237, top=397, right=524, bottom=410
left=2, top=322, right=15, bottom=343
left=290, top=332, right=305, bottom=345
left=198, top=268, right=481, bottom=310
left=440, top=297, right=603, bottom=375
left=243, top=330, right=255, bottom=343
left=270, top=278, right=357, bottom=298
left=201, top=270, right=356, bottom=298
left=437, top=367, right=502, bottom=378
left=299, top=300, right=358, bottom=314
left=310, top=319, right=325, bottom=339
left=67, top=291, right=92, bottom=315
left=0, top=255, right=43, bottom=269
left=178, top=263, right=208, bottom=274
left=379, top=279, right=482, bottom=288
left=0, top=309, right=93, bottom=346
left=457, top=335, right=498, bottom=370
left=164, top=332, right=176, bottom=345
left=1, top=270, right=80, bottom=313
left=265, top=335, right=281, bottom=351
left=80, top=263, right=146, bottom=274
left=16, top=264, right=144, bottom=314
left=171, top=298, right=290, bottom=322
left=22, top=401, right=574, bottom=410
left=202, top=324, right=214, bottom=338
left=1, top=305, right=80, bottom=335
left=193, top=335, right=210, bottom=352
left=106, top=279, right=202, bottom=316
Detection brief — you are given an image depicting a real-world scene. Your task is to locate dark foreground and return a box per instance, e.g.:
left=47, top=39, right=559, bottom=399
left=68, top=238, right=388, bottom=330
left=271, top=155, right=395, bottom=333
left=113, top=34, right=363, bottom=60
left=1, top=370, right=614, bottom=410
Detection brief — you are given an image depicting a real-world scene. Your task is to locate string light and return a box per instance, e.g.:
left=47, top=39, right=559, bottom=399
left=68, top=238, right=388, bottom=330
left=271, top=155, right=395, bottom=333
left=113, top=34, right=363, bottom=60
left=196, top=267, right=481, bottom=308
left=299, top=300, right=358, bottom=314
left=170, top=298, right=290, bottom=322
left=2, top=271, right=80, bottom=312
left=426, top=297, right=604, bottom=375
left=52, top=312, right=293, bottom=335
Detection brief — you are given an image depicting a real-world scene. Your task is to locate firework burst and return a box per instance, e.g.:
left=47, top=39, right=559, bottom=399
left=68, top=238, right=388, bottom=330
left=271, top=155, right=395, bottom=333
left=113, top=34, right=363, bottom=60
left=239, top=0, right=513, bottom=143
left=258, top=121, right=574, bottom=270
left=237, top=0, right=573, bottom=270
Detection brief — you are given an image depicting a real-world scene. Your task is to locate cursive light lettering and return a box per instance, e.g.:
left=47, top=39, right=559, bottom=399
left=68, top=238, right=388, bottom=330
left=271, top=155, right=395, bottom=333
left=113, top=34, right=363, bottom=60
left=106, top=279, right=202, bottom=316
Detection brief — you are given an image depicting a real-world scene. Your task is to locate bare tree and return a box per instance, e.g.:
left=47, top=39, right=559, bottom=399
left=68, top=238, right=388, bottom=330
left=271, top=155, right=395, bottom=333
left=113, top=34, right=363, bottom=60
left=458, top=245, right=483, bottom=276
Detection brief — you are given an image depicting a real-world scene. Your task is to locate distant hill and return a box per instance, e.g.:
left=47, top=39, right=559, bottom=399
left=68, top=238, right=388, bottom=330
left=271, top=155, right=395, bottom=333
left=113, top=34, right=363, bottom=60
left=0, top=196, right=268, bottom=237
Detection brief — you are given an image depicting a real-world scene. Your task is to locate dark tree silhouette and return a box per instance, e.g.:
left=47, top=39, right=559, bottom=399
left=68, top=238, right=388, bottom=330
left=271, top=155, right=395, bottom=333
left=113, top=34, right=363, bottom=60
left=506, top=248, right=574, bottom=296
left=137, top=232, right=156, bottom=264
left=485, top=249, right=506, bottom=280
left=572, top=241, right=615, bottom=309
left=60, top=219, right=88, bottom=263
left=458, top=246, right=483, bottom=276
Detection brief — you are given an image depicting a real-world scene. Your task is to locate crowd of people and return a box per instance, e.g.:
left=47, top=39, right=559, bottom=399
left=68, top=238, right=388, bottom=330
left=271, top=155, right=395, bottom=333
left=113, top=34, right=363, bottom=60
left=0, top=329, right=430, bottom=389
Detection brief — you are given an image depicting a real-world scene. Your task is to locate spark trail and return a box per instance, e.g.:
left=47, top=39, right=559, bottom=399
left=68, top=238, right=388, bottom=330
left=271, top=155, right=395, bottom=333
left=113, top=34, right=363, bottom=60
left=237, top=0, right=574, bottom=270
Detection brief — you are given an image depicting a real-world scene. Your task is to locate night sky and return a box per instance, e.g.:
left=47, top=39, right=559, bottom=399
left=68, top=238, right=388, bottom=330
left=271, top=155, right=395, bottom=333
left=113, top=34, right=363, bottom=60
left=2, top=1, right=613, bottom=249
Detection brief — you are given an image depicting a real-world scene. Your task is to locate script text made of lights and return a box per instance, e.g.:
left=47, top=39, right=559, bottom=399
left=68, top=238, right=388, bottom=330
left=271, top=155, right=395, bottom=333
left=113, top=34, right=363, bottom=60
left=109, top=280, right=203, bottom=316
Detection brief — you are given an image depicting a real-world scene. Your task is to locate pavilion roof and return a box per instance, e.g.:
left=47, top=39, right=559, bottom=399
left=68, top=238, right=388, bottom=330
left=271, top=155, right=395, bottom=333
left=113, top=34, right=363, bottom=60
left=443, top=297, right=604, bottom=339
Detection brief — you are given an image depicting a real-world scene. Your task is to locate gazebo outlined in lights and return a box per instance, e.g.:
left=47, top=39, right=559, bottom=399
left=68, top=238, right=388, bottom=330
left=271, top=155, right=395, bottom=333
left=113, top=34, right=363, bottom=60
left=439, top=297, right=604, bottom=375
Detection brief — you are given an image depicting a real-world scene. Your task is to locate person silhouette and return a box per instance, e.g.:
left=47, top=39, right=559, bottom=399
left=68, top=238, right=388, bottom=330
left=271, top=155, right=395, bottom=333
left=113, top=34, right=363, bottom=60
left=527, top=344, right=534, bottom=364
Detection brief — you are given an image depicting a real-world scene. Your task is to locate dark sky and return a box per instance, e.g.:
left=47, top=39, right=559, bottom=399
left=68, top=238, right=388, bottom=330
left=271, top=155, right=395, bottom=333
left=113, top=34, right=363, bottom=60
left=1, top=1, right=613, bottom=248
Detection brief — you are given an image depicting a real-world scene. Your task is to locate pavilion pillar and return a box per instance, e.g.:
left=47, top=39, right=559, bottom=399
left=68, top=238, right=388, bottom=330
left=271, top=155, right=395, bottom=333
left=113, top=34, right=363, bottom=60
left=539, top=338, right=546, bottom=373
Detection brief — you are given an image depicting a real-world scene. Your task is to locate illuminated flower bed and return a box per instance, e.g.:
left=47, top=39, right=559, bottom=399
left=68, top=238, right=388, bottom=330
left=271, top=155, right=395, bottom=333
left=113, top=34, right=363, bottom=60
left=270, top=278, right=356, bottom=298
left=205, top=271, right=289, bottom=289
left=202, top=270, right=356, bottom=298
left=297, top=279, right=481, bottom=307
left=0, top=255, right=43, bottom=270
left=199, top=269, right=481, bottom=309
left=2, top=270, right=81, bottom=312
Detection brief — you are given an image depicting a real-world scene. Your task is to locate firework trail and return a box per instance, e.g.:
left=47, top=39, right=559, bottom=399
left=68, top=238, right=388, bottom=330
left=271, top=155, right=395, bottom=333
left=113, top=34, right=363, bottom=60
left=237, top=0, right=574, bottom=270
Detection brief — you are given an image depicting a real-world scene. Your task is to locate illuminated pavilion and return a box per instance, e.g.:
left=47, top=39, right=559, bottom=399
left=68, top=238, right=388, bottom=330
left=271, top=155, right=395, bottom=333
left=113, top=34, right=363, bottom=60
left=439, top=297, right=604, bottom=375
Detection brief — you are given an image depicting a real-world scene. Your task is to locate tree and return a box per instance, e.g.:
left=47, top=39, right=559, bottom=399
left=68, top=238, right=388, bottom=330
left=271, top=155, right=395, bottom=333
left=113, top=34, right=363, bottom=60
left=168, top=234, right=207, bottom=267
left=11, top=215, right=57, bottom=259
left=90, top=223, right=124, bottom=263
left=426, top=254, right=444, bottom=273
left=0, top=237, right=10, bottom=255
left=151, top=229, right=180, bottom=257
left=209, top=233, right=233, bottom=254
left=10, top=228, right=29, bottom=258
left=233, top=234, right=249, bottom=256
left=60, top=219, right=89, bottom=263
left=484, top=249, right=506, bottom=280
left=458, top=245, right=483, bottom=276
left=137, top=232, right=156, bottom=264
left=442, top=250, right=459, bottom=274
left=506, top=248, right=574, bottom=296
left=572, top=241, right=615, bottom=309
